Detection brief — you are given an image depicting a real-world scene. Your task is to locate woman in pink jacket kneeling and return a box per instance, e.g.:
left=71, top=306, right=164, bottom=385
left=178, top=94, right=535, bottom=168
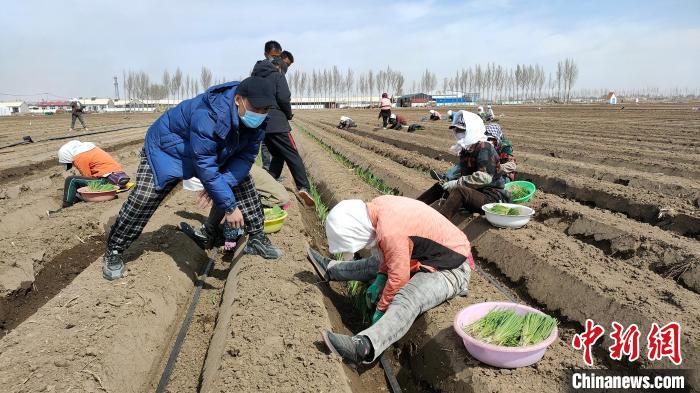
left=307, top=195, right=473, bottom=365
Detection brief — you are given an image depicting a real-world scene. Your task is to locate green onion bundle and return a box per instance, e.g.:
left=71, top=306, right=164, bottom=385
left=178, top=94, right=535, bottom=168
left=464, top=308, right=557, bottom=347
left=86, top=180, right=116, bottom=192
left=509, top=184, right=529, bottom=200
left=488, top=204, right=522, bottom=216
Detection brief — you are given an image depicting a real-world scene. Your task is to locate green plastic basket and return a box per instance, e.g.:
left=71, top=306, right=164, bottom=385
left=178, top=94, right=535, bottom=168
left=505, top=181, right=536, bottom=203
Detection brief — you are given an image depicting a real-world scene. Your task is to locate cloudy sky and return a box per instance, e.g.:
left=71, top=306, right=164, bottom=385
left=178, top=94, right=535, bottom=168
left=1, top=0, right=699, bottom=100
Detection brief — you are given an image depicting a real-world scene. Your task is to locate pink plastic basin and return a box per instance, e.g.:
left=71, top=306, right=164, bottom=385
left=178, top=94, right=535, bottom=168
left=77, top=186, right=117, bottom=202
left=453, top=302, right=558, bottom=368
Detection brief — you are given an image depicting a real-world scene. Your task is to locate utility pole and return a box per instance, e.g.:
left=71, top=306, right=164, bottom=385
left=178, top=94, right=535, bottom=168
left=113, top=76, right=120, bottom=100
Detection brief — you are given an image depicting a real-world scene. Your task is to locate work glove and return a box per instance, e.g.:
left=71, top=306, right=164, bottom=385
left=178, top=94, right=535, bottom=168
left=372, top=309, right=385, bottom=325
left=365, top=273, right=387, bottom=308
left=442, top=180, right=458, bottom=191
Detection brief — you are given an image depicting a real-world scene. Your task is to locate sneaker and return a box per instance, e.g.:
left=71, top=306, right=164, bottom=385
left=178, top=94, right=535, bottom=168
left=244, top=232, right=283, bottom=259
left=298, top=188, right=315, bottom=207
left=180, top=222, right=217, bottom=250
left=69, top=128, right=75, bottom=132
left=429, top=169, right=446, bottom=181
left=321, top=331, right=373, bottom=365
left=103, top=250, right=124, bottom=281
left=307, top=245, right=331, bottom=281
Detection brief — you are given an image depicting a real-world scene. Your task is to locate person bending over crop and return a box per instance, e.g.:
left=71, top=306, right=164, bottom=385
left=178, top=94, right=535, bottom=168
left=69, top=101, right=88, bottom=131
left=387, top=113, right=423, bottom=132
left=56, top=140, right=131, bottom=209
left=102, top=77, right=280, bottom=280
left=306, top=196, right=473, bottom=365
left=337, top=116, right=357, bottom=130
left=429, top=109, right=442, bottom=121
left=180, top=165, right=289, bottom=252
left=418, top=111, right=511, bottom=219
left=378, top=93, right=392, bottom=128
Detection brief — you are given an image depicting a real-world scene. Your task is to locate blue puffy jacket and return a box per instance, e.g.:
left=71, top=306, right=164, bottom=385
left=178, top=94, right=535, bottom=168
left=144, top=81, right=265, bottom=211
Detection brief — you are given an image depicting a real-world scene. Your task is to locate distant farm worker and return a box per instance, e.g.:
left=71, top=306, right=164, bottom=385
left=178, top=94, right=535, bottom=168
left=429, top=109, right=442, bottom=121
left=388, top=113, right=423, bottom=133
left=252, top=55, right=315, bottom=207
left=57, top=140, right=131, bottom=208
left=280, top=50, right=294, bottom=67
left=486, top=105, right=495, bottom=120
left=69, top=101, right=88, bottom=131
left=418, top=113, right=511, bottom=219
left=484, top=123, right=516, bottom=182
left=387, top=113, right=406, bottom=130
left=378, top=93, right=392, bottom=129
left=337, top=116, right=357, bottom=130
left=102, top=76, right=280, bottom=280
left=306, top=196, right=473, bottom=365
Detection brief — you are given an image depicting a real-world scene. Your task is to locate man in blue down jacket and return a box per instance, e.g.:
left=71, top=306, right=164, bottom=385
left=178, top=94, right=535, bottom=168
left=102, top=76, right=278, bottom=280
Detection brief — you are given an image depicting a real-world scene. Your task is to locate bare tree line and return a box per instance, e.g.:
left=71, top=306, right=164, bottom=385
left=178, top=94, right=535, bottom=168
left=287, top=66, right=406, bottom=106
left=123, top=66, right=227, bottom=101
left=285, top=59, right=581, bottom=104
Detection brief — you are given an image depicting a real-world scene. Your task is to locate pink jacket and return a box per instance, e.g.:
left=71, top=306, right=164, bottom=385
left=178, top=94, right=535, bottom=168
left=366, top=195, right=473, bottom=311
left=380, top=98, right=391, bottom=110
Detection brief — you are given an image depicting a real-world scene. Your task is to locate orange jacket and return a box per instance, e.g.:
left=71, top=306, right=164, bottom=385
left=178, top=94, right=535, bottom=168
left=366, top=195, right=473, bottom=311
left=73, top=147, right=123, bottom=177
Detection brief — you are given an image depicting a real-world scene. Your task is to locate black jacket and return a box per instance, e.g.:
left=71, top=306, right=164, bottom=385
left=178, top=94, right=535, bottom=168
left=251, top=60, right=293, bottom=134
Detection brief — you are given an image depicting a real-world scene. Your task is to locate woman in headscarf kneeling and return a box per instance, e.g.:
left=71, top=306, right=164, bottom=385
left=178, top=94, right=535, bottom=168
left=306, top=195, right=473, bottom=365
left=418, top=110, right=510, bottom=219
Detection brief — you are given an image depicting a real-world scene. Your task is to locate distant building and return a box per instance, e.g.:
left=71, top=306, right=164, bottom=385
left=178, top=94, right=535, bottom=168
left=606, top=91, right=617, bottom=105
left=0, top=101, right=28, bottom=115
left=433, top=91, right=478, bottom=106
left=75, top=97, right=114, bottom=112
left=396, top=93, right=432, bottom=108
left=28, top=100, right=71, bottom=114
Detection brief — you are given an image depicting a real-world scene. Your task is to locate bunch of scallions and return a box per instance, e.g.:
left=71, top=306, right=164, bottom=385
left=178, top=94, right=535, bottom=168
left=464, top=308, right=557, bottom=347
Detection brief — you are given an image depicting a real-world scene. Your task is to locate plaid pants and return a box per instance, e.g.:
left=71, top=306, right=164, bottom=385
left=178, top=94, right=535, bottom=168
left=107, top=150, right=265, bottom=252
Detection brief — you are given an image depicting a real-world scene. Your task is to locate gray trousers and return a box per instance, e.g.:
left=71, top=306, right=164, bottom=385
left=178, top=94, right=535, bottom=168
left=327, top=256, right=472, bottom=362
left=71, top=112, right=86, bottom=128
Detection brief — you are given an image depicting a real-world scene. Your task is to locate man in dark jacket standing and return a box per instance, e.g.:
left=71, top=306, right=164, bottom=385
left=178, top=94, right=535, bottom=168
left=251, top=57, right=315, bottom=206
left=102, top=76, right=279, bottom=280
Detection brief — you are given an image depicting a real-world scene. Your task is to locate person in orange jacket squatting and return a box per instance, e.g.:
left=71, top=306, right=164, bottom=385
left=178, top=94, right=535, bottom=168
left=306, top=195, right=474, bottom=365
left=57, top=140, right=132, bottom=208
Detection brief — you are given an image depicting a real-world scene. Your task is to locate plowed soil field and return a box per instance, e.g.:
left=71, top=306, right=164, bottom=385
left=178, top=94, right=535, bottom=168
left=0, top=105, right=697, bottom=392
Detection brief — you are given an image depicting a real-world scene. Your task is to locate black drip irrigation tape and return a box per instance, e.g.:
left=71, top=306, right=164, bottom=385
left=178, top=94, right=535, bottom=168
left=474, top=264, right=518, bottom=303
left=0, top=125, right=150, bottom=151
left=380, top=353, right=403, bottom=393
left=155, top=247, right=219, bottom=393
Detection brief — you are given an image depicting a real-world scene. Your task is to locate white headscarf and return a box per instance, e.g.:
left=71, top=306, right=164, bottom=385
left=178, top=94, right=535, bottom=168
left=58, top=140, right=96, bottom=168
left=449, top=111, right=486, bottom=154
left=325, top=200, right=375, bottom=254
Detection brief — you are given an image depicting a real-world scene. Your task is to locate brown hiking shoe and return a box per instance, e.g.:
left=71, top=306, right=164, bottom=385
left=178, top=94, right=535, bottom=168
left=298, top=188, right=315, bottom=207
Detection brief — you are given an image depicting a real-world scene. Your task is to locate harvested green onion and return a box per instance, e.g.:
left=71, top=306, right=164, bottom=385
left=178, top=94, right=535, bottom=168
left=464, top=308, right=557, bottom=347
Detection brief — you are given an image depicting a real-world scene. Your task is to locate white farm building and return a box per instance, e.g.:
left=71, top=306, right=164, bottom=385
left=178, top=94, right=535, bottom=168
left=0, top=101, right=28, bottom=116
left=75, top=97, right=114, bottom=112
